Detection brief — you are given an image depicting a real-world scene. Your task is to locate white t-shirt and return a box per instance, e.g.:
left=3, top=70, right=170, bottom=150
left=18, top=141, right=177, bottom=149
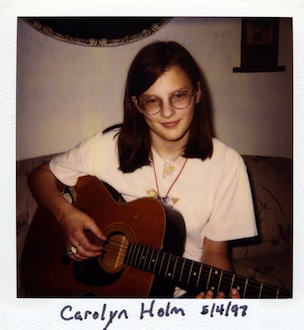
left=50, top=130, right=257, bottom=295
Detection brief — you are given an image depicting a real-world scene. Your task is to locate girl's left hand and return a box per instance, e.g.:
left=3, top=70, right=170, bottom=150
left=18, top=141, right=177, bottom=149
left=196, top=288, right=240, bottom=299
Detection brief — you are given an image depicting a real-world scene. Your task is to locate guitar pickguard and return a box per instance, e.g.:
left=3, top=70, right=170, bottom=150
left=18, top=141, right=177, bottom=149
left=73, top=258, right=123, bottom=287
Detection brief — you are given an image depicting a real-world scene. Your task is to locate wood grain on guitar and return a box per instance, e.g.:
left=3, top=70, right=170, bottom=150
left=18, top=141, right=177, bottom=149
left=20, top=176, right=291, bottom=298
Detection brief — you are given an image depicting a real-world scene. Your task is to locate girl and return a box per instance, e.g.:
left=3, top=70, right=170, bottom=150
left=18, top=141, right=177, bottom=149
left=28, top=41, right=257, bottom=298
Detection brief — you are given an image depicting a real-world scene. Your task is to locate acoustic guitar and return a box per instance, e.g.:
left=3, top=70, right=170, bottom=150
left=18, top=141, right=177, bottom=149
left=20, top=176, right=291, bottom=298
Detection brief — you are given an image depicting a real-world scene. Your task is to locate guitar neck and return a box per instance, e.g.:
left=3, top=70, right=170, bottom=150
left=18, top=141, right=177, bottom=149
left=126, top=242, right=290, bottom=298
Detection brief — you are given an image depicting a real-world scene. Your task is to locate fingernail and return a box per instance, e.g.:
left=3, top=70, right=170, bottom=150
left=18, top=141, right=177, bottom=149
left=196, top=292, right=205, bottom=299
left=231, top=288, right=238, bottom=295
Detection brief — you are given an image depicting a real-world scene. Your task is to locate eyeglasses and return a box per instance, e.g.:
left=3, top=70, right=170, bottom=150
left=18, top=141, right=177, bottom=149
left=138, top=89, right=194, bottom=115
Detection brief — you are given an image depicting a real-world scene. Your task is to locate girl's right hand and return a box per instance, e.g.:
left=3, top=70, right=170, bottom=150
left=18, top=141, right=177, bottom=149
left=59, top=205, right=107, bottom=261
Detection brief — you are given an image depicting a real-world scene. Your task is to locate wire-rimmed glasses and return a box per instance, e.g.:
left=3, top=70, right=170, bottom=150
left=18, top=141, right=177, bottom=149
left=138, top=89, right=194, bottom=115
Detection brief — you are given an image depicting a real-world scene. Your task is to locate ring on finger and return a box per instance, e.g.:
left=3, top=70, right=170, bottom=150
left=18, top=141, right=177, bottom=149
left=71, top=246, right=78, bottom=254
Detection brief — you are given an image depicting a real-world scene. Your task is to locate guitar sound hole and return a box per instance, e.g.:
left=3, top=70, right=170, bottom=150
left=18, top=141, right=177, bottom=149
left=99, top=231, right=130, bottom=274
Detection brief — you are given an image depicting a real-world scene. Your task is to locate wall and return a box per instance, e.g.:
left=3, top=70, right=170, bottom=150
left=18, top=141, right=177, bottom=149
left=16, top=17, right=293, bottom=160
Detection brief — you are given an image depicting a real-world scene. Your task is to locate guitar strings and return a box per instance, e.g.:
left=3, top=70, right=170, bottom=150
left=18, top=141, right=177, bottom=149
left=96, top=238, right=288, bottom=297
left=105, top=243, right=284, bottom=296
left=104, top=250, right=284, bottom=297
left=170, top=258, right=283, bottom=296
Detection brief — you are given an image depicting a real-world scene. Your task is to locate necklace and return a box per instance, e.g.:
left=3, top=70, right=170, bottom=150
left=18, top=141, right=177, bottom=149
left=153, top=147, right=183, bottom=178
left=152, top=155, right=188, bottom=205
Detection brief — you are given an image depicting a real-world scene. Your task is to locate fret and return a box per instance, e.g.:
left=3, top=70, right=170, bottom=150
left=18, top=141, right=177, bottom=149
left=138, top=245, right=146, bottom=270
left=178, top=259, right=186, bottom=283
left=275, top=288, right=290, bottom=298
left=230, top=274, right=235, bottom=290
left=143, top=246, right=150, bottom=270
left=259, top=283, right=263, bottom=298
left=149, top=248, right=159, bottom=274
left=148, top=249, right=159, bottom=274
left=277, top=287, right=291, bottom=298
left=142, top=246, right=153, bottom=272
left=243, top=278, right=249, bottom=298
left=218, top=269, right=223, bottom=293
left=158, top=252, right=170, bottom=277
left=196, top=264, right=203, bottom=288
left=154, top=250, right=161, bottom=273
left=206, top=266, right=212, bottom=291
left=171, top=255, right=179, bottom=280
left=148, top=248, right=158, bottom=273
left=141, top=245, right=151, bottom=271
left=187, top=261, right=194, bottom=286
left=158, top=251, right=166, bottom=276
left=165, top=254, right=172, bottom=277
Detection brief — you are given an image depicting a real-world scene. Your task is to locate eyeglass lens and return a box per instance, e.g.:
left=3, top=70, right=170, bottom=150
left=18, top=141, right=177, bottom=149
left=140, top=90, right=193, bottom=115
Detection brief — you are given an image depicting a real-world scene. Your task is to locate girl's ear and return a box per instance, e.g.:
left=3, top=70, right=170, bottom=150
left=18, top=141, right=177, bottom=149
left=195, top=82, right=202, bottom=104
left=132, top=96, right=143, bottom=113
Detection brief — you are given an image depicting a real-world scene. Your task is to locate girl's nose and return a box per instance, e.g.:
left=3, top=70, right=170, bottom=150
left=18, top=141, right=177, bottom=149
left=160, top=99, right=176, bottom=118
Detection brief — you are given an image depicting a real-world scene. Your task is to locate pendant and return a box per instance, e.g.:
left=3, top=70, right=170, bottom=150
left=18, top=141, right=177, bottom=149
left=159, top=196, right=173, bottom=206
left=163, top=162, right=175, bottom=178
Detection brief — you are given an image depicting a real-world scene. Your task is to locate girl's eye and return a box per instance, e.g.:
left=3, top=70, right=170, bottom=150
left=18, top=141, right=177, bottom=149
left=144, top=98, right=159, bottom=105
left=173, top=91, right=187, bottom=99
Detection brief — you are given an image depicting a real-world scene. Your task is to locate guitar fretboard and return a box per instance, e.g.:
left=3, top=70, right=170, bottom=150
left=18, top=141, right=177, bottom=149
left=125, top=242, right=290, bottom=298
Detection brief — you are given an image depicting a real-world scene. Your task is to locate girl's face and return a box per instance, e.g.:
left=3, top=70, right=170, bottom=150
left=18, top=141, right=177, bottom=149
left=133, top=65, right=201, bottom=149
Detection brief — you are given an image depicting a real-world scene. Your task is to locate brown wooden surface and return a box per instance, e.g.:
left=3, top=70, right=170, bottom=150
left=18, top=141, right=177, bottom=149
left=20, top=176, right=167, bottom=297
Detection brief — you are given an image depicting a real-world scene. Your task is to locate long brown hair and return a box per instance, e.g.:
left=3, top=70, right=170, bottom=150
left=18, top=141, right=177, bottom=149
left=115, top=41, right=213, bottom=173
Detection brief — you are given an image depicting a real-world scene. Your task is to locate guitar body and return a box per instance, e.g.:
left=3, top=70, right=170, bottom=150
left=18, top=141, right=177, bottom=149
left=20, top=176, right=186, bottom=298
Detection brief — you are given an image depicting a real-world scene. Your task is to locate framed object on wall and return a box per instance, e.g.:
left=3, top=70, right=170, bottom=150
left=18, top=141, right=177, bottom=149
left=233, top=18, right=286, bottom=72
left=24, top=17, right=171, bottom=47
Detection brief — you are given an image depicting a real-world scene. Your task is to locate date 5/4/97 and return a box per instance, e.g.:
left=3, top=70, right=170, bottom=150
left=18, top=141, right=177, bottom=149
left=201, top=302, right=248, bottom=317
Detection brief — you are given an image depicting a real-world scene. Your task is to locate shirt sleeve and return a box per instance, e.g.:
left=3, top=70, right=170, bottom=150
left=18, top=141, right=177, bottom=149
left=49, top=131, right=115, bottom=186
left=205, top=147, right=258, bottom=241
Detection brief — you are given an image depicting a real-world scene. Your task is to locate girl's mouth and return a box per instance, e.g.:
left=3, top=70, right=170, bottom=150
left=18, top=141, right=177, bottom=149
left=161, top=121, right=179, bottom=128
